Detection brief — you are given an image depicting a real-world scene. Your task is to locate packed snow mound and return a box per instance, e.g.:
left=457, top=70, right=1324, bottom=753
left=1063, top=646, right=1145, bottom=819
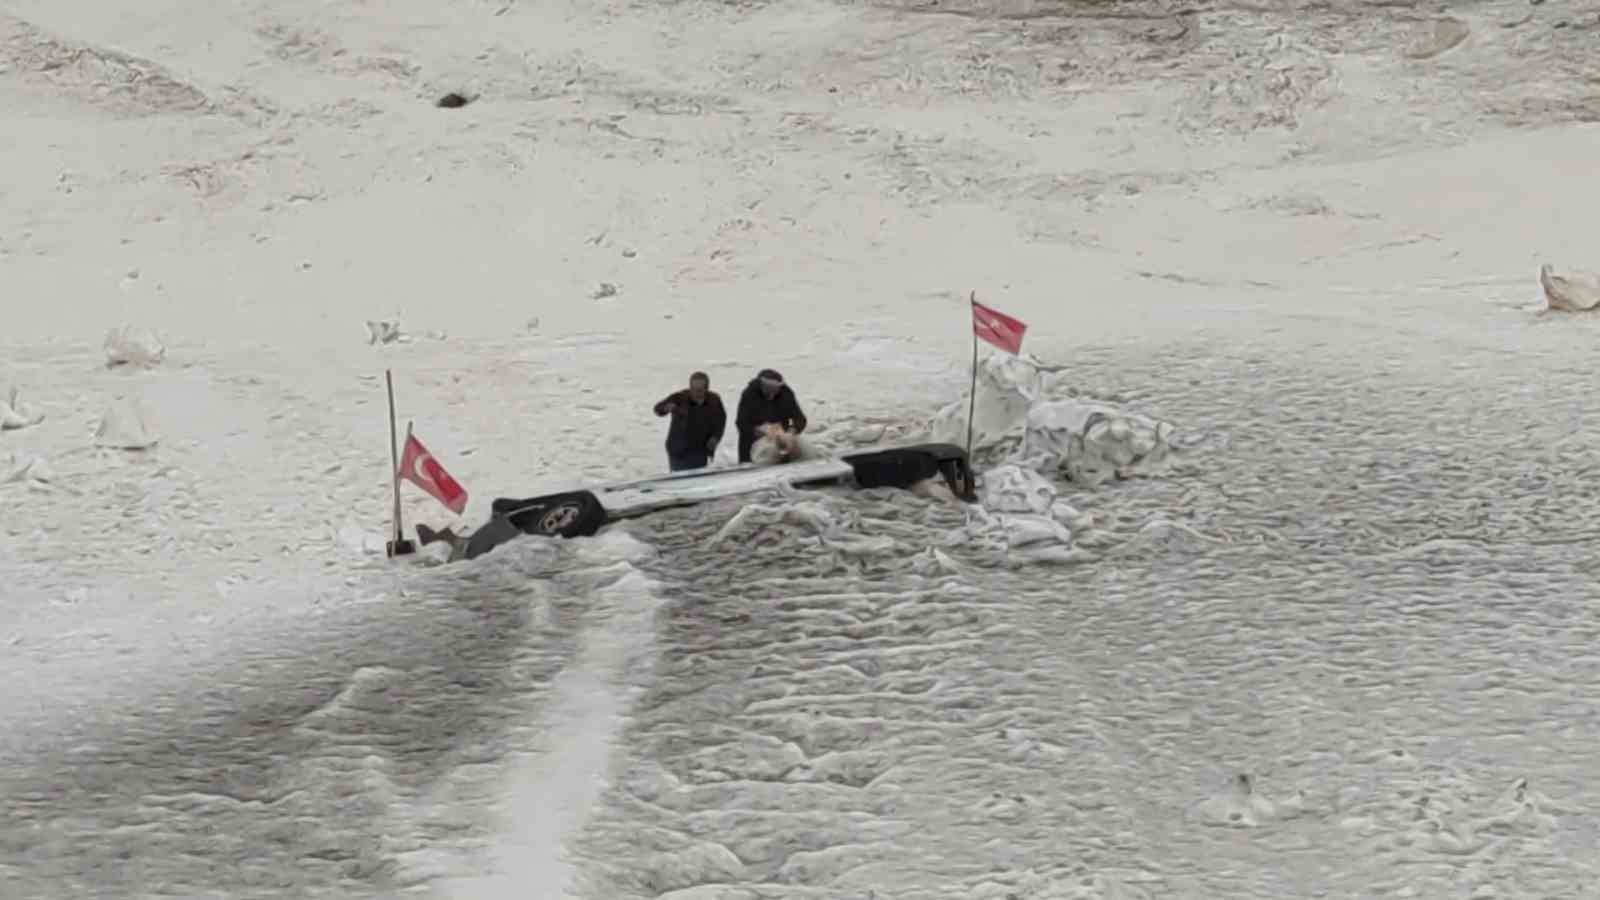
left=928, top=353, right=1042, bottom=459
left=1, top=388, right=45, bottom=430
left=980, top=464, right=1058, bottom=515
left=1540, top=263, right=1600, bottom=312
left=981, top=464, right=1097, bottom=532
left=104, top=326, right=166, bottom=368
left=95, top=398, right=159, bottom=449
left=1023, top=399, right=1175, bottom=487
left=957, top=504, right=1093, bottom=566
left=928, top=354, right=1176, bottom=487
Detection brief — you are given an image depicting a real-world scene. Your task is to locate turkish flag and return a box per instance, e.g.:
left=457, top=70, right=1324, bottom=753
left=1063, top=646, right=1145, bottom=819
left=971, top=294, right=1027, bottom=355
left=398, top=429, right=469, bottom=514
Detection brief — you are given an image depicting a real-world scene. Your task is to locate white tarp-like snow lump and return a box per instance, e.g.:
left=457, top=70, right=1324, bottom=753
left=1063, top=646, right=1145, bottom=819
left=929, top=353, right=1176, bottom=488
left=1022, top=398, right=1175, bottom=487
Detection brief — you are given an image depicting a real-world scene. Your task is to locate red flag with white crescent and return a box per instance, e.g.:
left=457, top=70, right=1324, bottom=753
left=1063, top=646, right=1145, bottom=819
left=971, top=295, right=1027, bottom=355
left=398, top=430, right=469, bottom=514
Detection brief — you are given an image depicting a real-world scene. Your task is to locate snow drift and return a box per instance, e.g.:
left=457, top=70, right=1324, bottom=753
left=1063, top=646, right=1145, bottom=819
left=927, top=354, right=1177, bottom=495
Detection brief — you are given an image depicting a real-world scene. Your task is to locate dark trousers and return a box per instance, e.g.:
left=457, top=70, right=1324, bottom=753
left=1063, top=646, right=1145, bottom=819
left=668, top=448, right=709, bottom=471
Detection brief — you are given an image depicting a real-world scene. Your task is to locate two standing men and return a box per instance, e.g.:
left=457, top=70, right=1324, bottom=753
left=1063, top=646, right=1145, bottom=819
left=653, top=368, right=807, bottom=471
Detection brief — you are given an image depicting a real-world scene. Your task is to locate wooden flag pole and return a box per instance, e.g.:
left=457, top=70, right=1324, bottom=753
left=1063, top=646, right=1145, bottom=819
left=965, top=291, right=980, bottom=461
left=385, top=369, right=415, bottom=558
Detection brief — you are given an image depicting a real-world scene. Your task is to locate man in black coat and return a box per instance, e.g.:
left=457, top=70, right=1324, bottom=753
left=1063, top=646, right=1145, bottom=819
left=735, top=368, right=807, bottom=463
left=653, top=371, right=727, bottom=471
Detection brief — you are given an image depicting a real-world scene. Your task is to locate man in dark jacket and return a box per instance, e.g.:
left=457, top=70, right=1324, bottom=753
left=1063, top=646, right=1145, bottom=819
left=654, top=371, right=726, bottom=471
left=735, top=368, right=807, bottom=463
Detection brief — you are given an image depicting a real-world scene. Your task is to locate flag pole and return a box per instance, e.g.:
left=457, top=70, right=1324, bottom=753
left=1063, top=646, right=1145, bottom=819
left=385, top=369, right=414, bottom=557
left=965, top=291, right=979, bottom=461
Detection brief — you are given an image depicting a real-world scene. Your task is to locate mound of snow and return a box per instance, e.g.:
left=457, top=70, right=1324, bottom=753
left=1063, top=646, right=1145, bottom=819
left=94, top=398, right=158, bottom=449
left=1540, top=263, right=1600, bottom=312
left=928, top=353, right=1042, bottom=459
left=104, top=325, right=166, bottom=368
left=927, top=354, right=1176, bottom=488
left=1, top=387, right=45, bottom=430
left=980, top=464, right=1057, bottom=515
left=1023, top=399, right=1175, bottom=487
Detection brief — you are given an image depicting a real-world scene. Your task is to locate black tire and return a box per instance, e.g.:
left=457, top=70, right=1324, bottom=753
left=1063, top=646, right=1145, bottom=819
left=841, top=443, right=977, bottom=500
left=492, top=490, right=609, bottom=539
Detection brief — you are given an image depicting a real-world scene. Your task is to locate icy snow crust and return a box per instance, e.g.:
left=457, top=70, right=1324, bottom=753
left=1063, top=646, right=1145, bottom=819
left=7, top=352, right=1600, bottom=898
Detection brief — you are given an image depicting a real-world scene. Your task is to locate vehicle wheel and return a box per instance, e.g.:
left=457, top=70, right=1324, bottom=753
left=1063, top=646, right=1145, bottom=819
left=494, top=490, right=608, bottom=539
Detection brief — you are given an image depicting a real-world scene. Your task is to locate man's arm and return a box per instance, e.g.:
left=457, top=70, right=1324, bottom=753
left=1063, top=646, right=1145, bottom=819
left=654, top=391, right=684, bottom=417
left=783, top=391, right=807, bottom=434
left=734, top=388, right=756, bottom=430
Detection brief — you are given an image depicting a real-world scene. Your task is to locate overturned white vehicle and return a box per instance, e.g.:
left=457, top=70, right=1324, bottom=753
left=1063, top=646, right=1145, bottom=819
left=422, top=443, right=978, bottom=561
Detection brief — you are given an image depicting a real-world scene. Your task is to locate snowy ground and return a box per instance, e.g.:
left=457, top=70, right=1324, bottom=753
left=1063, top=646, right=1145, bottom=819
left=4, top=0, right=1600, bottom=896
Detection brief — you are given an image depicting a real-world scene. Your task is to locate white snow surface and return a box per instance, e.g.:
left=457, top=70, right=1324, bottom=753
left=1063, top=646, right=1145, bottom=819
left=6, top=0, right=1600, bottom=897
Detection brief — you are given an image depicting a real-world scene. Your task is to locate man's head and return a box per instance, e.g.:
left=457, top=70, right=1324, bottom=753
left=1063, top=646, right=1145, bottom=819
left=688, top=371, right=709, bottom=402
left=757, top=368, right=784, bottom=399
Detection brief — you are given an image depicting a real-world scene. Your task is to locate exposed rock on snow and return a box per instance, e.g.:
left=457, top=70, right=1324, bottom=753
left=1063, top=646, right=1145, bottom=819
left=103, top=326, right=166, bottom=368
left=0, top=388, right=45, bottom=430
left=366, top=318, right=404, bottom=344
left=1404, top=17, right=1470, bottom=61
left=94, top=398, right=159, bottom=449
left=1539, top=263, right=1600, bottom=312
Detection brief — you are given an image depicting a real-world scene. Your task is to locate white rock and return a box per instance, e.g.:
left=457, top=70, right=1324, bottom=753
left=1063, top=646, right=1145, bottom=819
left=103, top=325, right=166, bottom=368
left=1540, top=263, right=1600, bottom=312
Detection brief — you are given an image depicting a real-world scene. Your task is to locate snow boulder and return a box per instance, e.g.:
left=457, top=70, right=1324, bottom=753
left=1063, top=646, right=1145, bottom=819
left=1540, top=264, right=1600, bottom=313
left=928, top=353, right=1042, bottom=460
left=1022, top=399, right=1175, bottom=487
left=0, top=387, right=44, bottom=430
left=104, top=326, right=166, bottom=368
left=980, top=463, right=1057, bottom=515
left=95, top=398, right=159, bottom=450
